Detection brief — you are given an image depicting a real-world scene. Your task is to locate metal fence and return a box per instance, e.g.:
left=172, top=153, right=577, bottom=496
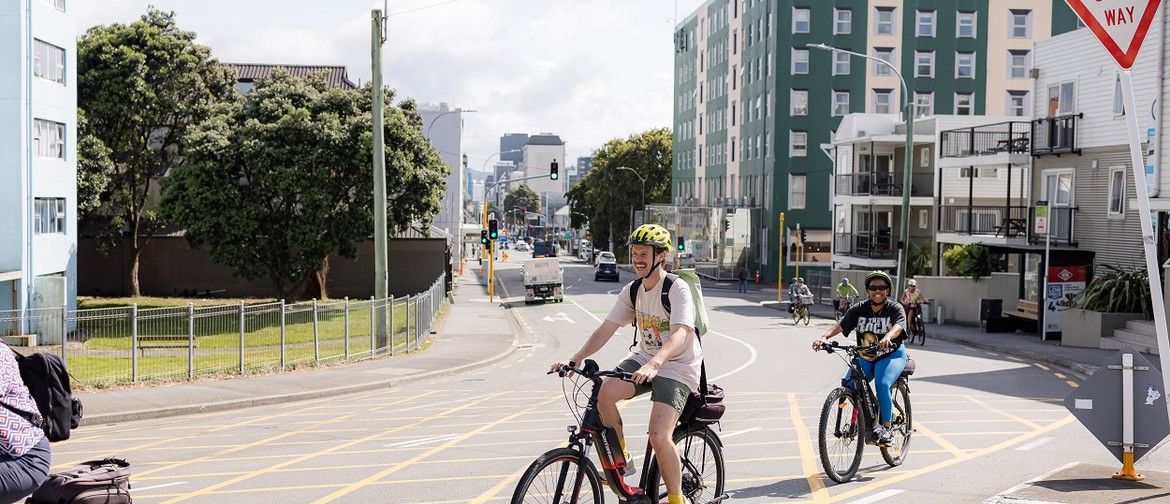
left=0, top=276, right=446, bottom=387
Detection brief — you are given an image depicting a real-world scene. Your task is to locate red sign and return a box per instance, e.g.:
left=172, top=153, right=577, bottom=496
left=1064, top=0, right=1163, bottom=68
left=1048, top=265, right=1088, bottom=283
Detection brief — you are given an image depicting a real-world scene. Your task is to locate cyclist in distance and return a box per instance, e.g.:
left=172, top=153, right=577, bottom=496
left=789, top=277, right=812, bottom=313
left=835, top=277, right=859, bottom=314
left=811, top=270, right=908, bottom=446
left=900, top=279, right=925, bottom=327
left=549, top=224, right=702, bottom=504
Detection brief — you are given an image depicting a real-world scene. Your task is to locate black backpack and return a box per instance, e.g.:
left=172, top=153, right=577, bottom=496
left=27, top=457, right=131, bottom=504
left=5, top=351, right=83, bottom=442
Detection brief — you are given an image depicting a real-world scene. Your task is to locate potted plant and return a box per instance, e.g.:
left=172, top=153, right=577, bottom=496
left=1062, top=265, right=1150, bottom=348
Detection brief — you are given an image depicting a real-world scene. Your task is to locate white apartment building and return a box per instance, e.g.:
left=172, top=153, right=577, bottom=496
left=420, top=102, right=469, bottom=271
left=0, top=0, right=78, bottom=332
left=521, top=134, right=567, bottom=219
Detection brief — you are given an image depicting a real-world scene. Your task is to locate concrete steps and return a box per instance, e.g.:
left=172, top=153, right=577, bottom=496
left=1099, top=320, right=1159, bottom=355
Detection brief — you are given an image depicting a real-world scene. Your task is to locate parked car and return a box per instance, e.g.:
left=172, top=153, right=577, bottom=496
left=594, top=251, right=615, bottom=265
left=595, top=258, right=619, bottom=282
left=514, top=241, right=530, bottom=252
left=677, top=252, right=696, bottom=268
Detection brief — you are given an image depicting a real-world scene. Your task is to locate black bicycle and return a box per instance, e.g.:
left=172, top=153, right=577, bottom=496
left=834, top=295, right=858, bottom=321
left=816, top=342, right=914, bottom=483
left=904, top=302, right=927, bottom=346
left=511, top=360, right=727, bottom=504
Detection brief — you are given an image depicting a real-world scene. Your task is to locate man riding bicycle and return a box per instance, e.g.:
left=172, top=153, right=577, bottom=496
left=550, top=224, right=702, bottom=504
left=811, top=270, right=909, bottom=447
left=835, top=278, right=859, bottom=314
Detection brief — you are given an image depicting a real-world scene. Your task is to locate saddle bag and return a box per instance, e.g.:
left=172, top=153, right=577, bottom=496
left=682, top=383, right=725, bottom=426
left=26, top=458, right=131, bottom=504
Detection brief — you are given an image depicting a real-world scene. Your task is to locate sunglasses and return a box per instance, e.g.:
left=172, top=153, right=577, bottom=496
left=867, top=285, right=890, bottom=292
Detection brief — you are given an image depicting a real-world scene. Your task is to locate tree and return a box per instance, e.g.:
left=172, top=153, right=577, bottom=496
left=503, top=184, right=540, bottom=227
left=161, top=70, right=447, bottom=300
left=77, top=8, right=235, bottom=295
left=76, top=110, right=111, bottom=216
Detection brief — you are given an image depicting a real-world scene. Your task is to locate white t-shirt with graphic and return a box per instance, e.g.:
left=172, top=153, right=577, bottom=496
left=606, top=276, right=703, bottom=392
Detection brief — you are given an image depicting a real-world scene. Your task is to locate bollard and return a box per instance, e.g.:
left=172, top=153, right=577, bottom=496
left=369, top=296, right=375, bottom=357
left=239, top=300, right=246, bottom=374
left=312, top=298, right=319, bottom=363
left=344, top=296, right=350, bottom=361
left=187, top=303, right=195, bottom=380
left=131, top=304, right=138, bottom=383
left=280, top=299, right=287, bottom=370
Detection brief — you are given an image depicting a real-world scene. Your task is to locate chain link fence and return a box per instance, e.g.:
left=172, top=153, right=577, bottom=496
left=0, top=276, right=446, bottom=387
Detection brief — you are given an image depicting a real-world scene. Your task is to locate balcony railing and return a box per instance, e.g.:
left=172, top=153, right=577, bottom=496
left=1031, top=113, right=1083, bottom=156
left=834, top=172, right=933, bottom=197
left=1027, top=206, right=1078, bottom=246
left=834, top=232, right=896, bottom=259
left=937, top=205, right=1030, bottom=236
left=939, top=121, right=1031, bottom=158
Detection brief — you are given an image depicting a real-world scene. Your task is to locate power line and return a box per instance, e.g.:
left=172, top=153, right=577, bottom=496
left=388, top=0, right=467, bottom=17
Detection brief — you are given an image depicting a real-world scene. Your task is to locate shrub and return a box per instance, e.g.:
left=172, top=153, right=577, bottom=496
left=1071, top=264, right=1152, bottom=318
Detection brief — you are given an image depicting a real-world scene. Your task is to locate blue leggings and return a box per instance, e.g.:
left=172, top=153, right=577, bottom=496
left=842, top=346, right=908, bottom=424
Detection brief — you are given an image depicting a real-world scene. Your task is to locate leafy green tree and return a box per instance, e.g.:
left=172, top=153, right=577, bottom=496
left=76, top=110, right=111, bottom=216
left=503, top=184, right=540, bottom=227
left=77, top=8, right=235, bottom=295
left=161, top=70, right=447, bottom=300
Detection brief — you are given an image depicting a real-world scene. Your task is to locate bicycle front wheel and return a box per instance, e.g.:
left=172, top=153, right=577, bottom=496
left=917, top=319, right=927, bottom=346
left=818, top=388, right=863, bottom=483
left=802, top=308, right=810, bottom=325
left=881, top=380, right=913, bottom=467
left=645, top=427, right=726, bottom=504
left=511, top=448, right=603, bottom=504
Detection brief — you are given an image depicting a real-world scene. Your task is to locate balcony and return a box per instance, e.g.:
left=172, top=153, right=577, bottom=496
left=1027, top=206, right=1078, bottom=246
left=938, top=205, right=1030, bottom=236
left=1031, top=113, right=1083, bottom=156
left=835, top=232, right=895, bottom=259
left=940, top=121, right=1032, bottom=158
left=835, top=172, right=934, bottom=197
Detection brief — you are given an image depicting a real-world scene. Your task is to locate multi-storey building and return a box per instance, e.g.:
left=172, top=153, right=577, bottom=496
left=672, top=0, right=1080, bottom=281
left=0, top=0, right=77, bottom=333
left=420, top=102, right=470, bottom=272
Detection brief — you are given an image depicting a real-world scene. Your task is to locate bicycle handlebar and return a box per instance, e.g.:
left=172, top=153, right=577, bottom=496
left=549, top=359, right=636, bottom=384
left=823, top=340, right=880, bottom=355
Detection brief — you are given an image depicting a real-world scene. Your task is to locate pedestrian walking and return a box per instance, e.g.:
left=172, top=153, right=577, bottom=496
left=737, top=267, right=748, bottom=293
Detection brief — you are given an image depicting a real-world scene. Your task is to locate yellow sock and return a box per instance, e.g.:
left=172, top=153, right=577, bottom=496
left=668, top=494, right=685, bottom=504
left=619, top=437, right=630, bottom=461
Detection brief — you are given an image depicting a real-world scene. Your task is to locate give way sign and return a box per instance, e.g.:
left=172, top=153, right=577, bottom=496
left=1064, top=0, right=1163, bottom=68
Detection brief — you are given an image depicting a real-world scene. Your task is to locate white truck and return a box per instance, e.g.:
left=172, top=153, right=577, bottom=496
left=523, top=258, right=564, bottom=304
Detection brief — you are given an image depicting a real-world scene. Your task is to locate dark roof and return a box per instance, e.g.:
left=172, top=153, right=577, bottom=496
left=527, top=134, right=564, bottom=146
left=225, top=63, right=357, bottom=89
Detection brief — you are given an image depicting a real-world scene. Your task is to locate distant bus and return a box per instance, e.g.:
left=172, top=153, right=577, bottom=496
left=532, top=240, right=556, bottom=258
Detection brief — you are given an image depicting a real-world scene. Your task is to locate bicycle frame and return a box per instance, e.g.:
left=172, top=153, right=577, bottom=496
left=841, top=355, right=881, bottom=445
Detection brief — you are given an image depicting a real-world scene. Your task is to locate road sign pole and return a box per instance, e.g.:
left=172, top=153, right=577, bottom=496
left=1121, top=70, right=1170, bottom=428
left=1115, top=352, right=1145, bottom=480
left=778, top=212, right=785, bottom=305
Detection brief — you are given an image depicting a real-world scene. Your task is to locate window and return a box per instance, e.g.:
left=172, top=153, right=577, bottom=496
left=915, top=92, right=934, bottom=117
left=1047, top=81, right=1075, bottom=116
left=1010, top=9, right=1032, bottom=38
left=833, top=91, right=850, bottom=116
left=33, top=119, right=65, bottom=159
left=793, top=8, right=810, bottom=33
left=791, top=89, right=808, bottom=115
left=955, top=51, right=975, bottom=79
left=916, top=10, right=935, bottom=37
left=730, top=137, right=736, bottom=162
left=873, top=47, right=894, bottom=75
left=875, top=7, right=896, bottom=35
left=39, top=0, right=65, bottom=11
left=1108, top=167, right=1126, bottom=216
left=33, top=198, right=66, bottom=234
left=731, top=64, right=736, bottom=90
left=790, top=175, right=807, bottom=209
left=1008, top=50, right=1030, bottom=78
left=873, top=89, right=893, bottom=114
left=792, top=48, right=809, bottom=74
left=957, top=12, right=976, bottom=37
left=790, top=131, right=807, bottom=157
left=915, top=51, right=934, bottom=77
left=834, top=9, right=852, bottom=35
left=1113, top=74, right=1125, bottom=115
left=33, top=39, right=65, bottom=84
left=833, top=52, right=851, bottom=75
left=955, top=93, right=973, bottom=115
left=1007, top=90, right=1029, bottom=116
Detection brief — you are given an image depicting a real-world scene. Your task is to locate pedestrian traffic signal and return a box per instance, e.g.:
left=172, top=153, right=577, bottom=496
left=488, top=219, right=499, bottom=240
left=480, top=230, right=489, bottom=245
left=677, top=236, right=685, bottom=252
left=550, top=160, right=559, bottom=180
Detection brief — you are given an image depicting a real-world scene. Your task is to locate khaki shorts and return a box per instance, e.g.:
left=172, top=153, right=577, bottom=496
left=615, top=359, right=691, bottom=413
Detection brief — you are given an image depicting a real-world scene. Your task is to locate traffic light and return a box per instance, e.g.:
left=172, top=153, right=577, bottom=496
left=799, top=228, right=807, bottom=244
left=480, top=230, right=489, bottom=245
left=488, top=219, right=499, bottom=240
left=677, top=236, right=685, bottom=252
left=549, top=160, right=559, bottom=180
left=722, top=219, right=730, bottom=232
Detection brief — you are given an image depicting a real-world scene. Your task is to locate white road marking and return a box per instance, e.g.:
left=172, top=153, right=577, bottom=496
left=719, top=427, right=761, bottom=439
left=1013, top=437, right=1054, bottom=451
left=384, top=434, right=459, bottom=448
left=987, top=462, right=1080, bottom=503
left=845, top=489, right=904, bottom=504
left=569, top=299, right=605, bottom=324
left=133, top=482, right=188, bottom=492
left=542, top=312, right=576, bottom=324
left=398, top=397, right=475, bottom=412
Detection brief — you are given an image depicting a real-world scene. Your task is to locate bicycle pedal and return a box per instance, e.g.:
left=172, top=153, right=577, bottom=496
left=704, top=494, right=730, bottom=504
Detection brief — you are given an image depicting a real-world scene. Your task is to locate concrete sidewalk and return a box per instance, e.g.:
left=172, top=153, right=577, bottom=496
left=76, top=268, right=519, bottom=426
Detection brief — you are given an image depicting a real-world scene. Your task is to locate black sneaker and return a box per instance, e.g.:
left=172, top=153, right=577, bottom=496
left=876, top=427, right=894, bottom=447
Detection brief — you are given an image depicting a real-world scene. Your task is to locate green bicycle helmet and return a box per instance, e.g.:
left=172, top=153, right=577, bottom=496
left=628, top=224, right=672, bottom=251
left=864, top=270, right=893, bottom=289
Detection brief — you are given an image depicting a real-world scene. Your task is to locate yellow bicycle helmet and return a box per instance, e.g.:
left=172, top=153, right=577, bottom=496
left=628, top=224, right=672, bottom=251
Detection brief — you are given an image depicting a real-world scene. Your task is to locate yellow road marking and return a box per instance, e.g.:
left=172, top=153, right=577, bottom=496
left=312, top=394, right=561, bottom=503
left=965, top=395, right=1043, bottom=430
left=786, top=392, right=830, bottom=504
left=1054, top=372, right=1066, bottom=379
left=911, top=421, right=966, bottom=457
left=826, top=415, right=1075, bottom=503
left=1066, top=380, right=1080, bottom=388
left=466, top=458, right=536, bottom=504
left=1034, top=363, right=1051, bottom=371
left=160, top=391, right=505, bottom=504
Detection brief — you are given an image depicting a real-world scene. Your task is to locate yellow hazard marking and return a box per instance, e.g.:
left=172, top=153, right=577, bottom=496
left=787, top=392, right=830, bottom=504
left=1054, top=372, right=1066, bottom=379
left=1066, top=380, right=1080, bottom=388
left=1034, top=363, right=1051, bottom=371
left=912, top=421, right=966, bottom=457
left=965, top=395, right=1043, bottom=430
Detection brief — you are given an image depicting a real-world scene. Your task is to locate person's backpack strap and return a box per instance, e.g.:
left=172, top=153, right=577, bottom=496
left=627, top=274, right=676, bottom=350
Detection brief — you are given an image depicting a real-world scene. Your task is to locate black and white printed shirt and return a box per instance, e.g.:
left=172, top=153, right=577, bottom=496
left=838, top=299, right=907, bottom=361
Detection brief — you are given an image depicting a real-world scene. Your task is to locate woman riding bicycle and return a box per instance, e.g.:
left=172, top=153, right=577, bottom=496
left=789, top=277, right=811, bottom=313
left=811, top=270, right=909, bottom=447
left=549, top=224, right=701, bottom=504
left=834, top=278, right=859, bottom=314
left=900, top=279, right=925, bottom=330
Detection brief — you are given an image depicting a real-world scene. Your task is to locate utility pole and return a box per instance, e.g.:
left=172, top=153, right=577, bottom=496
left=778, top=212, right=785, bottom=304
left=371, top=7, right=389, bottom=345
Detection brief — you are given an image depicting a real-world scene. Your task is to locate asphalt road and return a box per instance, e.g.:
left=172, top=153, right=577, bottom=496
left=58, top=252, right=1170, bottom=503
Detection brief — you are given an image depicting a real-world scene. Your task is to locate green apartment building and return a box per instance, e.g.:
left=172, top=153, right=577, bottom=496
left=672, top=0, right=1079, bottom=283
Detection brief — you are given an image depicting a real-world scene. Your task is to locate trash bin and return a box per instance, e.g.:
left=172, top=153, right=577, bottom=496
left=936, top=304, right=946, bottom=324
left=922, top=299, right=935, bottom=324
left=980, top=299, right=1004, bottom=333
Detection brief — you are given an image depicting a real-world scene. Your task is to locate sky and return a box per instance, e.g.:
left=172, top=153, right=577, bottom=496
left=76, top=0, right=709, bottom=172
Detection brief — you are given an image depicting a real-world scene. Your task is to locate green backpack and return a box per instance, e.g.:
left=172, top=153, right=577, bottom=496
left=628, top=268, right=710, bottom=337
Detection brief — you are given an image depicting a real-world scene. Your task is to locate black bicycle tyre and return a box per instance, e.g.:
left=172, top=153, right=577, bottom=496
left=803, top=308, right=810, bottom=325
left=917, top=318, right=927, bottom=346
left=645, top=427, right=726, bottom=504
left=511, top=447, right=603, bottom=504
left=880, top=381, right=913, bottom=467
left=818, top=387, right=863, bottom=483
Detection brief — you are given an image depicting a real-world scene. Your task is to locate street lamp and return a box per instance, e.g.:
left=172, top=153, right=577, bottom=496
left=615, top=166, right=646, bottom=209
left=424, top=109, right=477, bottom=138
left=809, top=43, right=916, bottom=293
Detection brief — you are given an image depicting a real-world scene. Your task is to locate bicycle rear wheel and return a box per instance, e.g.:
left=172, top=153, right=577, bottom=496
left=818, top=388, right=863, bottom=483
left=511, top=448, right=603, bottom=504
left=645, top=427, right=726, bottom=504
left=880, top=381, right=913, bottom=467
left=802, top=308, right=810, bottom=325
left=917, top=318, right=927, bottom=346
